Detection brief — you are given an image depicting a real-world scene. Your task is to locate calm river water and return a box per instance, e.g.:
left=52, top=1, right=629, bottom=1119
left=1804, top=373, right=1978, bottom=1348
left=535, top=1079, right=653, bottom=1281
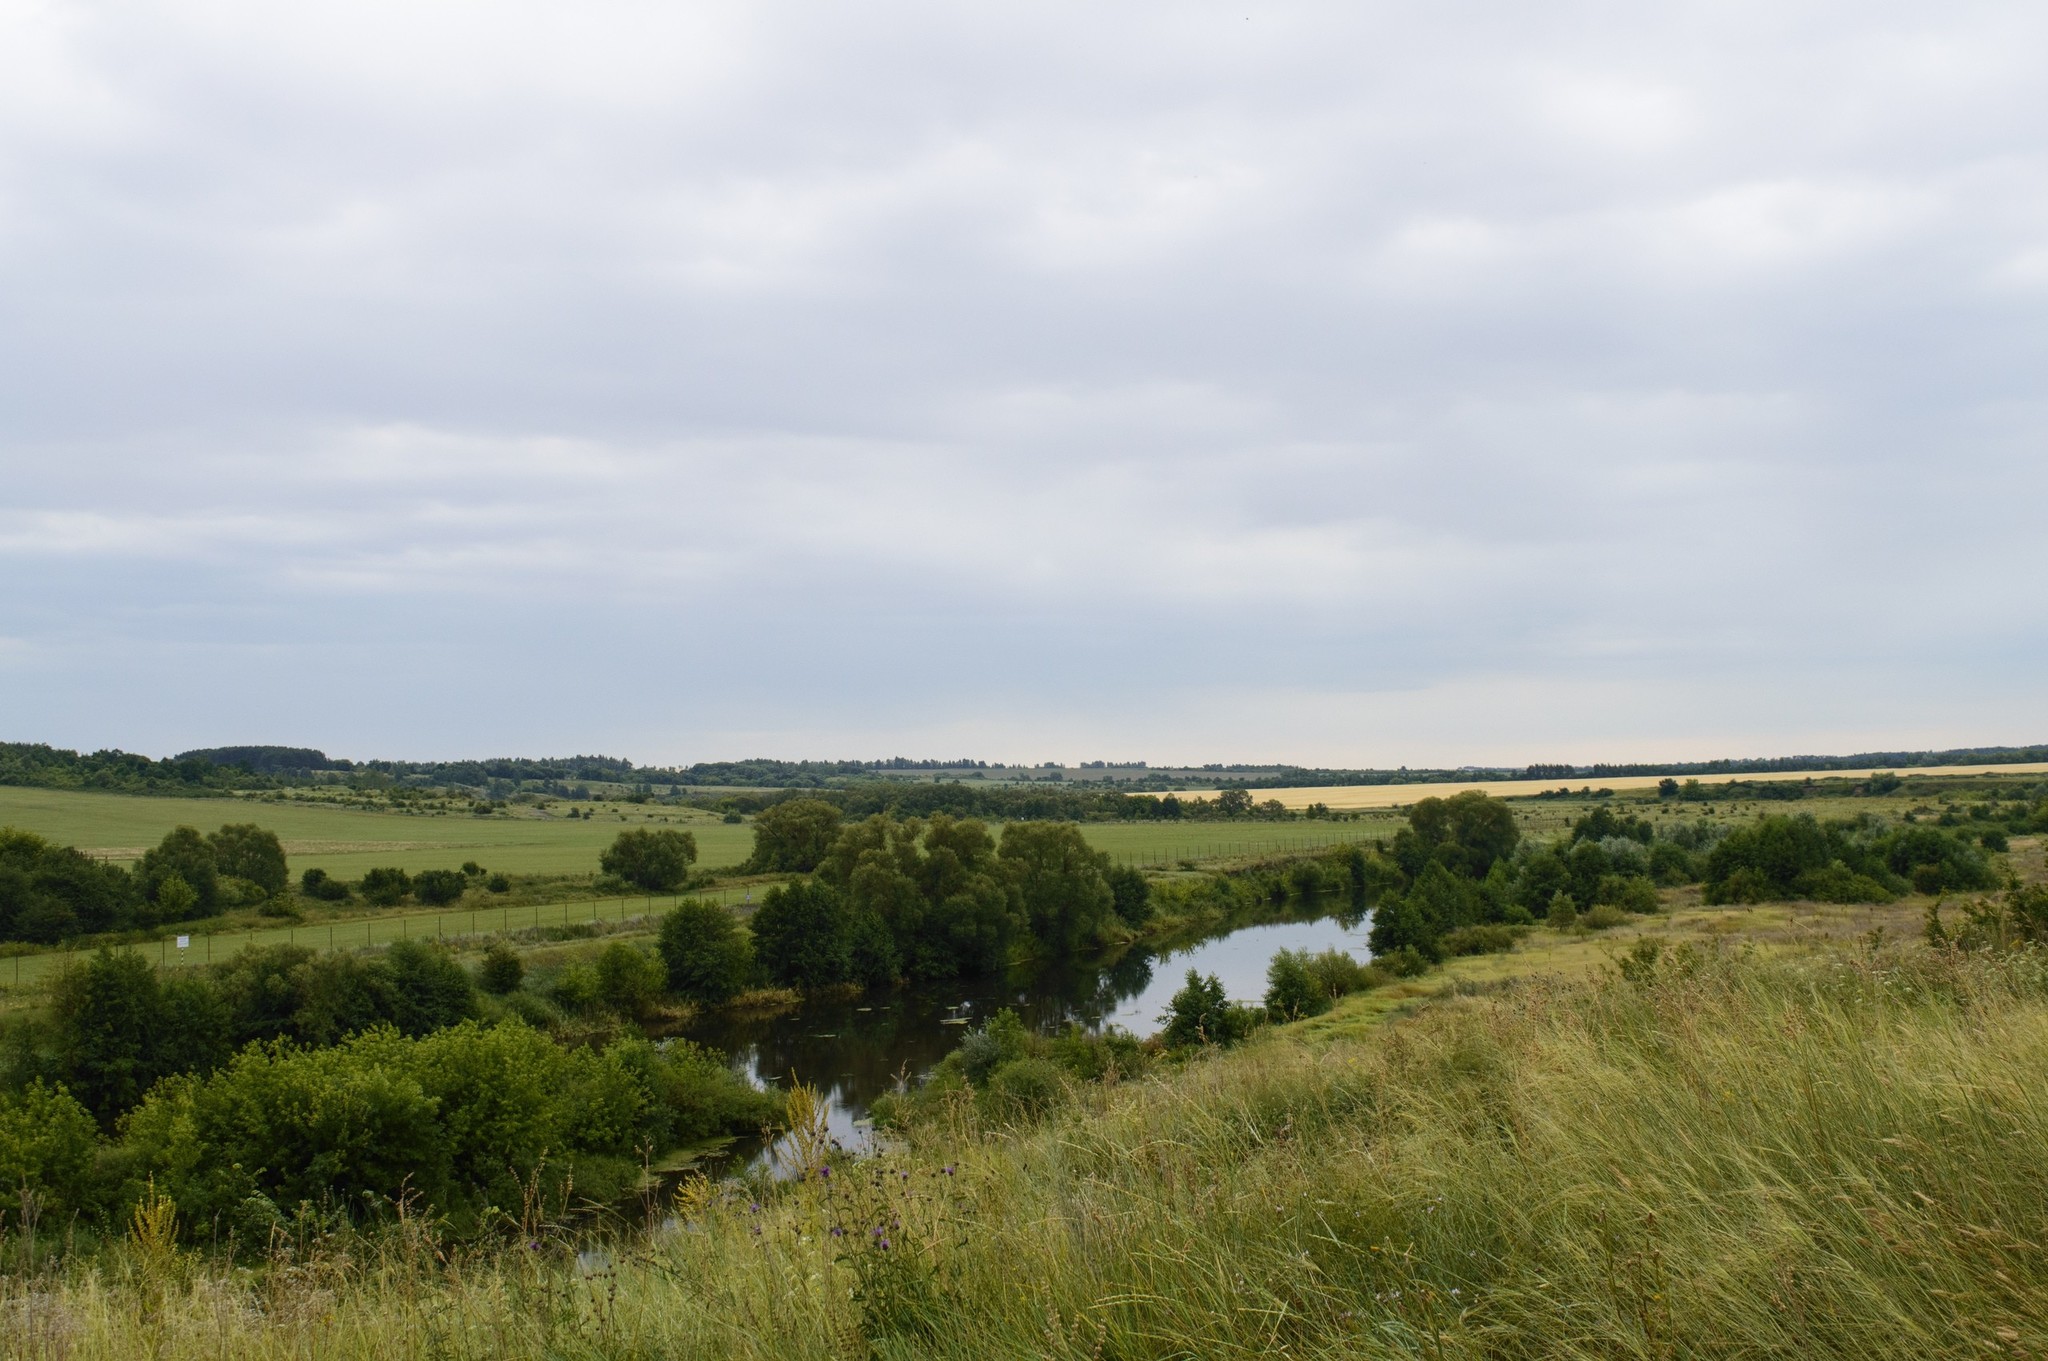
left=679, top=905, right=1372, bottom=1168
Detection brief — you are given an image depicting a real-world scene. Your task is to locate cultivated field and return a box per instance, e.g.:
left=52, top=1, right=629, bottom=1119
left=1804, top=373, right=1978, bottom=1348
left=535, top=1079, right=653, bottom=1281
left=0, top=786, right=755, bottom=878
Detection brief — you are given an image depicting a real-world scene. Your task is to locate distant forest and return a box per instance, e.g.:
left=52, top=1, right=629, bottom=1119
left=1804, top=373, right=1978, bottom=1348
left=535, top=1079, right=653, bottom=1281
left=1, top=738, right=2043, bottom=800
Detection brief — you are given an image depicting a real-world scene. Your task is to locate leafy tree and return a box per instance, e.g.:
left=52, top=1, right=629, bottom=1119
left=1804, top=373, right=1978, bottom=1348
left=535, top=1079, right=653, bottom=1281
left=382, top=940, right=479, bottom=1036
left=358, top=867, right=412, bottom=906
left=747, top=798, right=843, bottom=873
left=477, top=942, right=524, bottom=994
left=657, top=900, right=753, bottom=1003
left=999, top=821, right=1115, bottom=955
left=749, top=879, right=854, bottom=989
left=1399, top=791, right=1520, bottom=879
left=300, top=867, right=350, bottom=901
left=0, top=829, right=137, bottom=942
left=207, top=823, right=288, bottom=897
left=1264, top=949, right=1329, bottom=1021
left=601, top=828, right=698, bottom=891
left=1106, top=863, right=1152, bottom=926
left=138, top=826, right=221, bottom=918
left=1160, top=970, right=1255, bottom=1048
left=594, top=941, right=666, bottom=1018
left=0, top=1081, right=99, bottom=1216
left=413, top=868, right=467, bottom=906
left=47, top=949, right=174, bottom=1124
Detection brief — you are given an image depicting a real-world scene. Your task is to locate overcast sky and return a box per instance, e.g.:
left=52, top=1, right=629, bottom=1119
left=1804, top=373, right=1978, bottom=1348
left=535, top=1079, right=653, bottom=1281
left=2, top=0, right=2044, bottom=768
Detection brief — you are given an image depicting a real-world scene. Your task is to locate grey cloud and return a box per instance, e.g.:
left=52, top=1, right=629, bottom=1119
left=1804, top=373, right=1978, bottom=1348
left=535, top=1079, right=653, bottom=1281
left=1, top=0, right=2044, bottom=763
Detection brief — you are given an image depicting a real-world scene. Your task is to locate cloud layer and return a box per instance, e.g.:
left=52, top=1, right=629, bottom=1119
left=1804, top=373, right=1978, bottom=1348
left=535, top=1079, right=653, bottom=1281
left=2, top=0, right=2044, bottom=764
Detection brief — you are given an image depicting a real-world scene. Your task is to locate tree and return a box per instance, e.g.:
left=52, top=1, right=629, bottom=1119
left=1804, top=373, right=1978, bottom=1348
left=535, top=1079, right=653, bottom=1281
left=1264, top=949, right=1329, bottom=1021
left=208, top=823, right=289, bottom=898
left=48, top=949, right=167, bottom=1124
left=1107, top=864, right=1151, bottom=926
left=657, top=900, right=753, bottom=1003
left=359, top=867, right=412, bottom=906
left=413, top=868, right=467, bottom=906
left=138, top=826, right=220, bottom=918
left=749, top=879, right=853, bottom=990
left=998, top=821, right=1114, bottom=955
left=382, top=940, right=479, bottom=1036
left=1403, top=792, right=1519, bottom=879
left=601, top=828, right=698, bottom=891
left=594, top=941, right=666, bottom=1018
left=1161, top=970, right=1254, bottom=1048
left=747, top=798, right=843, bottom=872
left=477, top=942, right=524, bottom=994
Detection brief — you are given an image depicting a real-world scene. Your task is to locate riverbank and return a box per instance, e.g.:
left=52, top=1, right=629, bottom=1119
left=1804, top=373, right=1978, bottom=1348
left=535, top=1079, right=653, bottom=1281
left=7, top=894, right=2042, bottom=1359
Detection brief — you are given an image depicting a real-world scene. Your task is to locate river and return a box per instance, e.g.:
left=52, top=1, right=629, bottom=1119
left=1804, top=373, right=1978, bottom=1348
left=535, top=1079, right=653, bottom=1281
left=678, top=904, right=1372, bottom=1170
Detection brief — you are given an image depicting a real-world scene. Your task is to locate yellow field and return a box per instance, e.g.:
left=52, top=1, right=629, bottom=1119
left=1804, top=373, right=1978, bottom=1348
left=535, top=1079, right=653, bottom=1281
left=1183, top=761, right=2048, bottom=811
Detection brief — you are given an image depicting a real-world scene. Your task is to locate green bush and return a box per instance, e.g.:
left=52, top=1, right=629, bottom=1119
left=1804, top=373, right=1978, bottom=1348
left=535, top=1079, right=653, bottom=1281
left=657, top=900, right=753, bottom=1003
left=601, top=828, right=699, bottom=892
left=1581, top=904, right=1628, bottom=931
left=594, top=941, right=666, bottom=1018
left=1264, top=949, right=1331, bottom=1021
left=358, top=867, right=412, bottom=907
left=300, top=867, right=349, bottom=901
left=207, top=824, right=289, bottom=898
left=1594, top=874, right=1661, bottom=913
left=477, top=942, right=524, bottom=995
left=413, top=868, right=467, bottom=906
left=1161, top=970, right=1259, bottom=1049
left=0, top=1080, right=98, bottom=1216
left=983, top=1057, right=1066, bottom=1119
left=484, top=872, right=512, bottom=894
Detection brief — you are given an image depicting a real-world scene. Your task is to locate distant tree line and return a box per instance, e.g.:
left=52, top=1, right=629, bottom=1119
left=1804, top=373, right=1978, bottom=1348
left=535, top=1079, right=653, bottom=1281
left=1, top=823, right=292, bottom=943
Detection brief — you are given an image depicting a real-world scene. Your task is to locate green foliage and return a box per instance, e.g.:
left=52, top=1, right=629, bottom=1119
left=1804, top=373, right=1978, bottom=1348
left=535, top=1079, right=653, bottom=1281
left=207, top=823, right=288, bottom=898
left=657, top=900, right=754, bottom=1003
left=1106, top=863, right=1152, bottom=925
left=358, top=866, right=412, bottom=906
left=0, top=826, right=138, bottom=942
left=119, top=1019, right=777, bottom=1231
left=815, top=815, right=1022, bottom=981
left=138, top=826, right=221, bottom=919
left=0, top=1080, right=98, bottom=1216
left=749, top=879, right=855, bottom=990
left=601, top=828, right=699, bottom=891
left=594, top=941, right=666, bottom=1018
left=746, top=797, right=843, bottom=872
left=382, top=940, right=480, bottom=1035
left=477, top=942, right=524, bottom=994
left=412, top=867, right=467, bottom=906
left=1593, top=873, right=1661, bottom=913
left=1263, top=949, right=1329, bottom=1021
left=300, top=866, right=350, bottom=901
left=1704, top=815, right=1991, bottom=904
left=1161, top=970, right=1259, bottom=1049
left=998, top=821, right=1115, bottom=956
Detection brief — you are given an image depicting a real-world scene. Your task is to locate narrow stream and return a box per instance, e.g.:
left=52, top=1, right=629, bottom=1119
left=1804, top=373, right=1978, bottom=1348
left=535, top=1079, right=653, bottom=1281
left=678, top=903, right=1372, bottom=1171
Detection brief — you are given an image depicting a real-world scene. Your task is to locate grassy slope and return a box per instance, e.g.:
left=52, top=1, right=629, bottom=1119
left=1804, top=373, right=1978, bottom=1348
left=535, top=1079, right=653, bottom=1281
left=14, top=877, right=2048, bottom=1358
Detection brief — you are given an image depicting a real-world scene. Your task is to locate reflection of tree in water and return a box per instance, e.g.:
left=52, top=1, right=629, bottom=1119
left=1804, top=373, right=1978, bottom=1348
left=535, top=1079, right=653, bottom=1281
left=1097, top=946, right=1156, bottom=1011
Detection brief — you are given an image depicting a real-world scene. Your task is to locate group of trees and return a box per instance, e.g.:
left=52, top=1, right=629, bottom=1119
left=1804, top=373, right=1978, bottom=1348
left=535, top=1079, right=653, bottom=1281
left=0, top=941, right=777, bottom=1234
left=0, top=823, right=289, bottom=944
left=661, top=813, right=1153, bottom=1000
left=1361, top=792, right=2003, bottom=963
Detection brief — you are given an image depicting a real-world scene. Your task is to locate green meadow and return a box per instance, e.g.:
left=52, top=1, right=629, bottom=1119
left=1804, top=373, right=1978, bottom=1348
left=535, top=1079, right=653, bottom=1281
left=0, top=786, right=756, bottom=878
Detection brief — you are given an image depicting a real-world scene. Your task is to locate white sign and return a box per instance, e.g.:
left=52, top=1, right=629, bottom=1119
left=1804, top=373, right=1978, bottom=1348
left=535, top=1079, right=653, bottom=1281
left=175, top=935, right=190, bottom=949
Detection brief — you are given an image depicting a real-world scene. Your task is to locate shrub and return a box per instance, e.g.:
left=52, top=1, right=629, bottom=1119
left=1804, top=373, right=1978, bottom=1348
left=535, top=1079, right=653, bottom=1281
left=413, top=868, right=467, bottom=906
left=1264, top=949, right=1329, bottom=1021
left=657, top=900, right=753, bottom=1003
left=601, top=829, right=698, bottom=892
left=477, top=942, right=524, bottom=995
left=300, top=867, right=349, bottom=901
left=138, top=827, right=220, bottom=917
left=485, top=872, right=512, bottom=894
left=594, top=941, right=666, bottom=1018
left=359, top=867, right=412, bottom=907
left=1547, top=890, right=1577, bottom=929
left=0, top=1080, right=98, bottom=1216
left=1107, top=864, right=1152, bottom=926
left=983, top=1057, right=1066, bottom=1119
left=1594, top=874, right=1661, bottom=913
left=1581, top=904, right=1628, bottom=931
left=1161, top=970, right=1258, bottom=1048
left=381, top=940, right=479, bottom=1036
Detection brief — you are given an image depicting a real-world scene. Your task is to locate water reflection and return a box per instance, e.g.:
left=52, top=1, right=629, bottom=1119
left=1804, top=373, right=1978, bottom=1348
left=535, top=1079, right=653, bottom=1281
left=679, top=903, right=1371, bottom=1170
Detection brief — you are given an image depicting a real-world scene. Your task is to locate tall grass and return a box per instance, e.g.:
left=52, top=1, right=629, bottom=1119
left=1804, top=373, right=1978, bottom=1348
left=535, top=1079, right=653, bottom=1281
left=7, top=940, right=2047, bottom=1358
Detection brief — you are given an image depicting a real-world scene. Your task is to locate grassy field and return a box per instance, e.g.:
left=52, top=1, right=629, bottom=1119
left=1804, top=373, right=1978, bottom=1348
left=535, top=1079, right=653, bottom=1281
left=1193, top=760, right=2048, bottom=810
left=0, top=785, right=1393, bottom=879
left=0, top=786, right=756, bottom=877
left=10, top=893, right=2044, bottom=1357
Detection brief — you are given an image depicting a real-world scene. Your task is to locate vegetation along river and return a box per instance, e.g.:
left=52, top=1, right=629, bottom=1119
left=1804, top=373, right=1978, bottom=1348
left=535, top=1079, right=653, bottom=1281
left=679, top=905, right=1372, bottom=1171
